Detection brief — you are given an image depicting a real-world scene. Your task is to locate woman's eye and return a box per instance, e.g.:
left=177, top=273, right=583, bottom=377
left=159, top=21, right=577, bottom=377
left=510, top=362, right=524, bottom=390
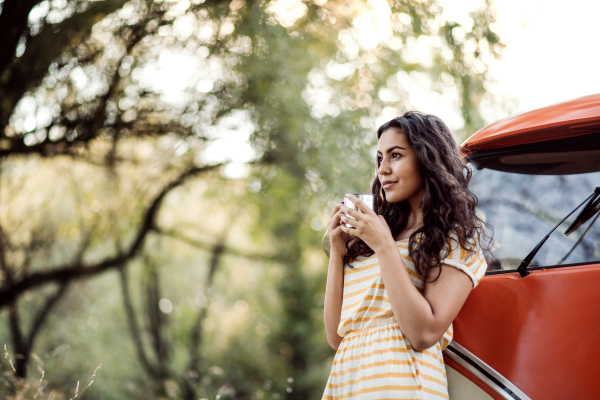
left=391, top=152, right=401, bottom=159
left=377, top=156, right=382, bottom=165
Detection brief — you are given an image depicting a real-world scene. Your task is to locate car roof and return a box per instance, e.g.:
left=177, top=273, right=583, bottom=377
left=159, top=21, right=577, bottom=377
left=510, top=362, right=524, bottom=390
left=461, top=93, right=600, bottom=156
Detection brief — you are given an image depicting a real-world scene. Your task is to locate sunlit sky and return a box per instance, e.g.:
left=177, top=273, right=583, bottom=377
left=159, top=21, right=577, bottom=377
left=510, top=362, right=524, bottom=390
left=221, top=0, right=600, bottom=173
left=18, top=0, right=600, bottom=174
left=276, top=0, right=600, bottom=132
left=107, top=0, right=600, bottom=129
left=442, top=0, right=600, bottom=114
left=141, top=0, right=600, bottom=128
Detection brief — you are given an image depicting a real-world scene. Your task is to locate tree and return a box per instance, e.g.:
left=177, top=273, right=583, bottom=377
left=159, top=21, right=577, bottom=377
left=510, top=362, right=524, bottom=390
left=0, top=0, right=504, bottom=397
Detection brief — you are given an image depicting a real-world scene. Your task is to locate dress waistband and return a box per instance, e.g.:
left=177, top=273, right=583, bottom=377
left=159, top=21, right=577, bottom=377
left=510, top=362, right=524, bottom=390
left=344, top=318, right=399, bottom=338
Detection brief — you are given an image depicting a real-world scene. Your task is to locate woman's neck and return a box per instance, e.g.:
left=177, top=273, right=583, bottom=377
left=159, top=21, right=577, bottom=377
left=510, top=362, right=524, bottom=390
left=397, top=197, right=424, bottom=240
left=406, top=213, right=423, bottom=231
left=407, top=192, right=424, bottom=227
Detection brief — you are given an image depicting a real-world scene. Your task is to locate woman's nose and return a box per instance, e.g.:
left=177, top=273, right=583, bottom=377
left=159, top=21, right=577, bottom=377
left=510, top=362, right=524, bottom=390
left=378, top=159, right=391, bottom=175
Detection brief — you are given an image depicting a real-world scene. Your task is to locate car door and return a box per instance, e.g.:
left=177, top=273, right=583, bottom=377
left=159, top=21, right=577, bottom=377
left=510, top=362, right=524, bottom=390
left=445, top=94, right=600, bottom=400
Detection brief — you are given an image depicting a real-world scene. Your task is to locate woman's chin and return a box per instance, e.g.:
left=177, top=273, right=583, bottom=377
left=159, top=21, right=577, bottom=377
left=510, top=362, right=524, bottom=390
left=384, top=191, right=401, bottom=203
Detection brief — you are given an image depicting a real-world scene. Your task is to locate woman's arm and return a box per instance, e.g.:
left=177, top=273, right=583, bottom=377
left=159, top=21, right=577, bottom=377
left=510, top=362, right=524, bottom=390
left=323, top=204, right=350, bottom=350
left=375, top=245, right=472, bottom=350
left=340, top=197, right=473, bottom=350
left=324, top=252, right=345, bottom=350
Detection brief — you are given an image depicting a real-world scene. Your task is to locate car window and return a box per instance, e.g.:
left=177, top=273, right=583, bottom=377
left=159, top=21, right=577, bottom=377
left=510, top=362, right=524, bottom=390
left=469, top=165, right=600, bottom=271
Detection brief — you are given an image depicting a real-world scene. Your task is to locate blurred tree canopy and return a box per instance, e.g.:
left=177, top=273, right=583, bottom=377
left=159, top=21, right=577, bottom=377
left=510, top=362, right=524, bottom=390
left=0, top=0, right=503, bottom=398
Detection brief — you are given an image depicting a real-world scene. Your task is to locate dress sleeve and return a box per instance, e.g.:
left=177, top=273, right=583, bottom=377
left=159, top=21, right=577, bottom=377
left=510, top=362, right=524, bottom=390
left=441, top=232, right=488, bottom=288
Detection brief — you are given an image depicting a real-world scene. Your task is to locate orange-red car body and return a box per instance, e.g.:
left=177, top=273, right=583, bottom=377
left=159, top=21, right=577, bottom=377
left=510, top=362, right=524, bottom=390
left=446, top=94, right=600, bottom=399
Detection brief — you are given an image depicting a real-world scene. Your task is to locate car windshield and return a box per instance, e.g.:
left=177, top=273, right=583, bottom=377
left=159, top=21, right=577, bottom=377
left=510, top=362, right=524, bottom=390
left=469, top=166, right=600, bottom=272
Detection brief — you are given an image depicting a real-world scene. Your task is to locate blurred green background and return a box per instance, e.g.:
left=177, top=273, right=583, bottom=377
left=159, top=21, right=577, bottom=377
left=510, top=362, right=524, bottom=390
left=0, top=0, right=503, bottom=398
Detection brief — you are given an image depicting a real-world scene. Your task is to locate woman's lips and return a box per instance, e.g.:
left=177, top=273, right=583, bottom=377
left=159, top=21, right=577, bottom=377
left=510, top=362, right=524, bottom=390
left=383, top=181, right=396, bottom=189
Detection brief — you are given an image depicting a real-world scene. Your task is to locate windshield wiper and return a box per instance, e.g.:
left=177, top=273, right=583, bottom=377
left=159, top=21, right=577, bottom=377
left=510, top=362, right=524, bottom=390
left=558, top=211, right=600, bottom=264
left=564, top=187, right=600, bottom=235
left=517, top=187, right=600, bottom=278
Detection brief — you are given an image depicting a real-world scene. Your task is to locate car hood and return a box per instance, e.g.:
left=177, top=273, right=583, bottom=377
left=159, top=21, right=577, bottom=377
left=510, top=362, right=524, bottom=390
left=462, top=93, right=600, bottom=154
left=461, top=93, right=600, bottom=175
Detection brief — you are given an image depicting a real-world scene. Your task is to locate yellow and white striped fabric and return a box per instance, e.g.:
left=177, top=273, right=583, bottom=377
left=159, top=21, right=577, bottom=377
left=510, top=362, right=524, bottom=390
left=322, top=234, right=487, bottom=400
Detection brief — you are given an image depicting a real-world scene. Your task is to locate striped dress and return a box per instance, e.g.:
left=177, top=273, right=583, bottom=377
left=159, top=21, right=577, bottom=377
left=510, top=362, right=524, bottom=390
left=322, top=234, right=487, bottom=400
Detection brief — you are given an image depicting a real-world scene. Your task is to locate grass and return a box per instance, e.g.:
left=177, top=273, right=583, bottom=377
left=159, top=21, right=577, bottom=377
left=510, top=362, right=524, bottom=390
left=2, top=344, right=102, bottom=400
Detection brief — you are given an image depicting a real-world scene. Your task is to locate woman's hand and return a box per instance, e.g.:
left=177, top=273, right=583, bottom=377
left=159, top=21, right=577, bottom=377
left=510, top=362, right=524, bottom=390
left=340, top=195, right=395, bottom=253
left=327, top=203, right=351, bottom=257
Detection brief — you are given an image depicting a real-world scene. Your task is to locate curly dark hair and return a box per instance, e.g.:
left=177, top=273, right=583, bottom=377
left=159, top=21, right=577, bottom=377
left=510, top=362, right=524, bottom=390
left=343, top=111, right=491, bottom=281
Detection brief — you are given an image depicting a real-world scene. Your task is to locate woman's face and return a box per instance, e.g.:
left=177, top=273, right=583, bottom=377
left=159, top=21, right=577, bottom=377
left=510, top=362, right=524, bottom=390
left=377, top=128, right=423, bottom=206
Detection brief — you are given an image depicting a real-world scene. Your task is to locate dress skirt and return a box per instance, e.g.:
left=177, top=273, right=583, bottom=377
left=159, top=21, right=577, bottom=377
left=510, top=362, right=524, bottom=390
left=322, top=319, right=449, bottom=400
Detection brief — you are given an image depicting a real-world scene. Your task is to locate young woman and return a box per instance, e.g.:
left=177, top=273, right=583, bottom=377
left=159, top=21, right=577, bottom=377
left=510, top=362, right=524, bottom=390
left=322, top=112, right=489, bottom=399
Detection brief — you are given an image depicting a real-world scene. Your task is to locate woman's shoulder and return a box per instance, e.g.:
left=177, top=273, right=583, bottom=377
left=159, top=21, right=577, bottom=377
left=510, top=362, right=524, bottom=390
left=442, top=229, right=487, bottom=287
left=446, top=227, right=481, bottom=250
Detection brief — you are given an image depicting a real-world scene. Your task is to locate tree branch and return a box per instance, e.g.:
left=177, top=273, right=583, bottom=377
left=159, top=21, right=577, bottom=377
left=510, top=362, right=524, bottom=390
left=181, top=232, right=227, bottom=400
left=156, top=229, right=282, bottom=263
left=118, top=266, right=157, bottom=377
left=0, top=163, right=222, bottom=308
left=0, top=0, right=129, bottom=129
left=0, top=222, right=14, bottom=287
left=0, top=0, right=40, bottom=75
left=144, top=258, right=167, bottom=378
left=8, top=300, right=27, bottom=377
left=26, top=282, right=70, bottom=351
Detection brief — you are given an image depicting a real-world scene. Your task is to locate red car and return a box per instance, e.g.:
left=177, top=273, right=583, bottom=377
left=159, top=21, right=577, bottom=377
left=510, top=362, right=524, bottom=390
left=445, top=94, right=600, bottom=399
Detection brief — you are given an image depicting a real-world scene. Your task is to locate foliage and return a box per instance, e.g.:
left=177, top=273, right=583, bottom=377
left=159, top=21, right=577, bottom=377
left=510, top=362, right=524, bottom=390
left=1, top=343, right=101, bottom=400
left=0, top=0, right=503, bottom=398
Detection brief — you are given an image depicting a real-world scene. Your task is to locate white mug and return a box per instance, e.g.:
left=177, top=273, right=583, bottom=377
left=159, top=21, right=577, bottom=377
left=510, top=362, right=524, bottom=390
left=322, top=193, right=377, bottom=258
left=343, top=193, right=376, bottom=228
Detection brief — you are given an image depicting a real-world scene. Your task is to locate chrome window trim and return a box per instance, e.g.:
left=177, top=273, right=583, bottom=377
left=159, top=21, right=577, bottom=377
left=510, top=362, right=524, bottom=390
left=485, top=260, right=600, bottom=276
left=444, top=341, right=531, bottom=400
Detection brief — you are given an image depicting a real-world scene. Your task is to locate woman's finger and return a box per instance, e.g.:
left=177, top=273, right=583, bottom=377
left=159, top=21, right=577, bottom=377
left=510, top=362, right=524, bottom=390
left=340, top=223, right=358, bottom=236
left=327, top=218, right=340, bottom=231
left=329, top=206, right=343, bottom=220
left=329, top=203, right=343, bottom=218
left=345, top=194, right=376, bottom=215
left=329, top=224, right=342, bottom=236
left=340, top=215, right=360, bottom=229
left=328, top=208, right=347, bottom=228
left=341, top=206, right=362, bottom=220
